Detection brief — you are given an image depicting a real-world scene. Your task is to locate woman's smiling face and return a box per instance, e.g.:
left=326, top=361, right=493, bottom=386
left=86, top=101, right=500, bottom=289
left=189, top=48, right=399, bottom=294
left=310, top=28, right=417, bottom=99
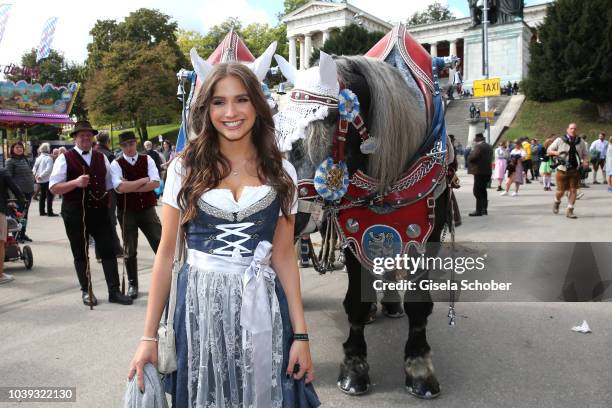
left=209, top=75, right=256, bottom=143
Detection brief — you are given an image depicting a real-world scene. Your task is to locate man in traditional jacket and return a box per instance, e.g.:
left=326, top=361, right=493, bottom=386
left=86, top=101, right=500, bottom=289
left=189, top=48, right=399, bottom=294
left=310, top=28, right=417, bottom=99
left=94, top=131, right=123, bottom=260
left=110, top=131, right=162, bottom=299
left=50, top=121, right=132, bottom=306
left=467, top=133, right=493, bottom=216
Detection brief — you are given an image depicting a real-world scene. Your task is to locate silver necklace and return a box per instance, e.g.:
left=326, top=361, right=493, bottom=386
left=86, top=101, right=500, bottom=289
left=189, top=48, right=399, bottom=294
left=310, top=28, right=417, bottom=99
left=230, top=158, right=249, bottom=176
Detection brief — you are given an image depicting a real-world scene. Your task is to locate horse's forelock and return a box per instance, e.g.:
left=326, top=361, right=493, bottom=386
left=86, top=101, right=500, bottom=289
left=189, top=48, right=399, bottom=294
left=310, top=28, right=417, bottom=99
left=335, top=56, right=427, bottom=190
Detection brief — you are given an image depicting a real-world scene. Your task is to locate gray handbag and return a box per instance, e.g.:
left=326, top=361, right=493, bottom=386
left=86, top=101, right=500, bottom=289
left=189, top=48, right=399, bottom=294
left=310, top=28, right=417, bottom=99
left=157, top=219, right=184, bottom=374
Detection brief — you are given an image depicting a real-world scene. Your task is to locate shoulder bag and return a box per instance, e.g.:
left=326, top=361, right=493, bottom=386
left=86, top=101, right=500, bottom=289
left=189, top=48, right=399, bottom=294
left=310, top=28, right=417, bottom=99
left=157, top=215, right=185, bottom=374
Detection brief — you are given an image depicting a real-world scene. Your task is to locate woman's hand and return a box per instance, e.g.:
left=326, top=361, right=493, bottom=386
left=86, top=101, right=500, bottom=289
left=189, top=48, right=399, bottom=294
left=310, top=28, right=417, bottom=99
left=286, top=340, right=314, bottom=384
left=127, top=341, right=158, bottom=392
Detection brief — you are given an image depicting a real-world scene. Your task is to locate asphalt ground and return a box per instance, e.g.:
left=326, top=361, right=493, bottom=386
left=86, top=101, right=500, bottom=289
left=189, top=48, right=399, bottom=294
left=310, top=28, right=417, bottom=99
left=1, top=170, right=611, bottom=408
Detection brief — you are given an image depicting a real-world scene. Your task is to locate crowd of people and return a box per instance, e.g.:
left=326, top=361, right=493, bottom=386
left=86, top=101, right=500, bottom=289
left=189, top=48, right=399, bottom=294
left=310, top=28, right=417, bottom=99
left=465, top=124, right=611, bottom=219
left=503, top=81, right=519, bottom=96
left=0, top=130, right=177, bottom=287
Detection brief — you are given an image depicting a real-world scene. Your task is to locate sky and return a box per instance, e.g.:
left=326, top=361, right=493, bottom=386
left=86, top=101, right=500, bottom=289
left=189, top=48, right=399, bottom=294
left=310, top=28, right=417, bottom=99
left=0, top=0, right=549, bottom=70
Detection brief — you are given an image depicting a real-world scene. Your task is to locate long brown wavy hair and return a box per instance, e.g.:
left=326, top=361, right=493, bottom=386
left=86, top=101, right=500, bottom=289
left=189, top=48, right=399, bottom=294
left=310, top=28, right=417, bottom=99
left=177, top=62, right=295, bottom=224
left=543, top=134, right=557, bottom=150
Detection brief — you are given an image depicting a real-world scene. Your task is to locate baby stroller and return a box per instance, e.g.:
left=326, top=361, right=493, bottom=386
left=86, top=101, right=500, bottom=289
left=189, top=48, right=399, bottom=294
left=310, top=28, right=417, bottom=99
left=4, top=200, right=33, bottom=269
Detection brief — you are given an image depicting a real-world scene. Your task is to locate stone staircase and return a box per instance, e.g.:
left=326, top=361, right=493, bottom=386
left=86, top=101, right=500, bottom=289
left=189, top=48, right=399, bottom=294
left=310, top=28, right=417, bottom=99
left=444, top=95, right=513, bottom=147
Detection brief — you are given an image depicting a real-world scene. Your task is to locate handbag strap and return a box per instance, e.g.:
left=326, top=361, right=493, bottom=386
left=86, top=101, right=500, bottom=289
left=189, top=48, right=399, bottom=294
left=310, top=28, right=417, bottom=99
left=165, top=213, right=185, bottom=327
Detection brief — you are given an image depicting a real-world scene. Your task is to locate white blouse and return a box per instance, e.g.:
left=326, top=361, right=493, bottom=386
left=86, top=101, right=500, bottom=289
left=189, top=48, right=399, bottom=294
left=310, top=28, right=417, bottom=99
left=510, top=148, right=526, bottom=159
left=162, top=158, right=298, bottom=216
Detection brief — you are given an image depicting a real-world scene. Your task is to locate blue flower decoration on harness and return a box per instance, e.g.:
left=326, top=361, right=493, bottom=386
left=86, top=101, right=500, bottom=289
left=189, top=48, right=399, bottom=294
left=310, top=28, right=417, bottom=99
left=338, top=89, right=360, bottom=121
left=314, top=157, right=350, bottom=201
left=313, top=85, right=378, bottom=201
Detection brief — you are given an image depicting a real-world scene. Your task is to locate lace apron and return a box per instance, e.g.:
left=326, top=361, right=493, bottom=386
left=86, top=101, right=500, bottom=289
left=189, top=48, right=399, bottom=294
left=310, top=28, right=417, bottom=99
left=185, top=242, right=283, bottom=408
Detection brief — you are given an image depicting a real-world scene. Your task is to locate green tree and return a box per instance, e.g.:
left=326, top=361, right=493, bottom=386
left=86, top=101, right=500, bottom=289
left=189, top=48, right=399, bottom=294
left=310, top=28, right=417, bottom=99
left=176, top=18, right=289, bottom=63
left=120, top=8, right=186, bottom=69
left=84, top=41, right=179, bottom=143
left=86, top=19, right=119, bottom=72
left=523, top=0, right=612, bottom=120
left=84, top=8, right=186, bottom=137
left=242, top=23, right=288, bottom=59
left=310, top=24, right=385, bottom=65
left=86, top=9, right=186, bottom=71
left=407, top=2, right=455, bottom=26
left=26, top=125, right=63, bottom=141
left=176, top=29, right=208, bottom=60
left=176, top=18, right=243, bottom=60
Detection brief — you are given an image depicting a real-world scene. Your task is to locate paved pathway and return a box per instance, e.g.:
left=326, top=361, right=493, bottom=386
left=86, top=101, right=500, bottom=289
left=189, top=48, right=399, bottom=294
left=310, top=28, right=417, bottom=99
left=1, top=172, right=610, bottom=407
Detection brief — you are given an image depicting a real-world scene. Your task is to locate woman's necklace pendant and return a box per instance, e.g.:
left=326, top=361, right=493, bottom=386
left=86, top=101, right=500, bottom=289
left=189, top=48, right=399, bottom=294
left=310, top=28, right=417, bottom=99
left=232, top=170, right=239, bottom=176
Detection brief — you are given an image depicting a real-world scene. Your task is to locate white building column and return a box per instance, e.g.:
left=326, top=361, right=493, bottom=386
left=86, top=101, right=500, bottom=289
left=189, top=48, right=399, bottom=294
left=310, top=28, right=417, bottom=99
left=304, top=33, right=312, bottom=69
left=322, top=29, right=330, bottom=45
left=449, top=39, right=458, bottom=86
left=430, top=42, right=438, bottom=57
left=288, top=36, right=297, bottom=68
left=450, top=39, right=457, bottom=57
left=299, top=37, right=305, bottom=70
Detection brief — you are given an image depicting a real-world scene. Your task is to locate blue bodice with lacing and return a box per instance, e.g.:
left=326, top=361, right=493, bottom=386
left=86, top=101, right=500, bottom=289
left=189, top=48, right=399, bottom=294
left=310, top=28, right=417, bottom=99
left=185, top=188, right=280, bottom=257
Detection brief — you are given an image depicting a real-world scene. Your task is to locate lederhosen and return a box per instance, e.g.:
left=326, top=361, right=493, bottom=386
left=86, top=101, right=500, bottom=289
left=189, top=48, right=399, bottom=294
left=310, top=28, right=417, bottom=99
left=116, top=155, right=161, bottom=287
left=61, top=149, right=120, bottom=293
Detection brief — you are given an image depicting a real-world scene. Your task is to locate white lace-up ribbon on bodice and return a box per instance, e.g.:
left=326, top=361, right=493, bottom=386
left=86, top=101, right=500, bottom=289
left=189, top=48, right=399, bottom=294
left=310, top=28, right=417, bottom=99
left=213, top=222, right=255, bottom=256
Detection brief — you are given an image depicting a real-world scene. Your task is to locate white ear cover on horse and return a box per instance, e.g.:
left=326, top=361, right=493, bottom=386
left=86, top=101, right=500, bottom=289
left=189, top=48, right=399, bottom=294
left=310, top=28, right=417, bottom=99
left=318, top=51, right=338, bottom=93
left=248, top=41, right=277, bottom=81
left=274, top=54, right=297, bottom=85
left=190, top=48, right=213, bottom=82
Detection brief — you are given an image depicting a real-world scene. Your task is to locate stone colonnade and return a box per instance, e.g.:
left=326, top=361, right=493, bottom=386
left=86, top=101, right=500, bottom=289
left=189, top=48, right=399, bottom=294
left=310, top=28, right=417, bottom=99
left=421, top=38, right=464, bottom=80
left=287, top=33, right=463, bottom=72
left=288, top=29, right=331, bottom=70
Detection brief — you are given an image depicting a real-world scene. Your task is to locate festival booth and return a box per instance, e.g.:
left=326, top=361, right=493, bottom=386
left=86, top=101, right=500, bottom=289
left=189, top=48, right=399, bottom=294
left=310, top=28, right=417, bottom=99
left=0, top=79, right=79, bottom=164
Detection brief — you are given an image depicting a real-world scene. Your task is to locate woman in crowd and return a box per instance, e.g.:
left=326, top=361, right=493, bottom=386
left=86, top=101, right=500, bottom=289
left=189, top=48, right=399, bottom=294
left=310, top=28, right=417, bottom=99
left=128, top=62, right=318, bottom=407
left=501, top=140, right=525, bottom=196
left=493, top=140, right=509, bottom=191
left=160, top=139, right=176, bottom=183
left=606, top=135, right=612, bottom=192
left=161, top=140, right=175, bottom=164
left=6, top=141, right=35, bottom=242
left=539, top=135, right=557, bottom=191
left=32, top=143, right=58, bottom=216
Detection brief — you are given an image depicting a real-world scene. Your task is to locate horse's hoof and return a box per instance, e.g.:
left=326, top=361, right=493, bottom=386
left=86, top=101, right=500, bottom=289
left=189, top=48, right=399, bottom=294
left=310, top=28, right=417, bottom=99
left=405, top=376, right=440, bottom=399
left=405, top=352, right=440, bottom=399
left=337, top=356, right=372, bottom=396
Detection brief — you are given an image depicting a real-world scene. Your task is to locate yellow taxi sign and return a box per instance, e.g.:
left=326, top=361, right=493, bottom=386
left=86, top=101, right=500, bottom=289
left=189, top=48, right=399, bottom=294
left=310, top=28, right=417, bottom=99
left=473, top=78, right=501, bottom=97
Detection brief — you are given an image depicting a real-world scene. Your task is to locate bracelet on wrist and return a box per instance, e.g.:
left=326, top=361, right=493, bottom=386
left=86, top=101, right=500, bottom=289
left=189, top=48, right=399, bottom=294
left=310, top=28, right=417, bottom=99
left=140, top=336, right=158, bottom=342
left=293, top=333, right=309, bottom=342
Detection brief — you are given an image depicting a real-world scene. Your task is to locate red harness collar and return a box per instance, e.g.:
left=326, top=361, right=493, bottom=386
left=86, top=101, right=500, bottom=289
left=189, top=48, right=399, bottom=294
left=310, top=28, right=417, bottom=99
left=298, top=149, right=446, bottom=270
